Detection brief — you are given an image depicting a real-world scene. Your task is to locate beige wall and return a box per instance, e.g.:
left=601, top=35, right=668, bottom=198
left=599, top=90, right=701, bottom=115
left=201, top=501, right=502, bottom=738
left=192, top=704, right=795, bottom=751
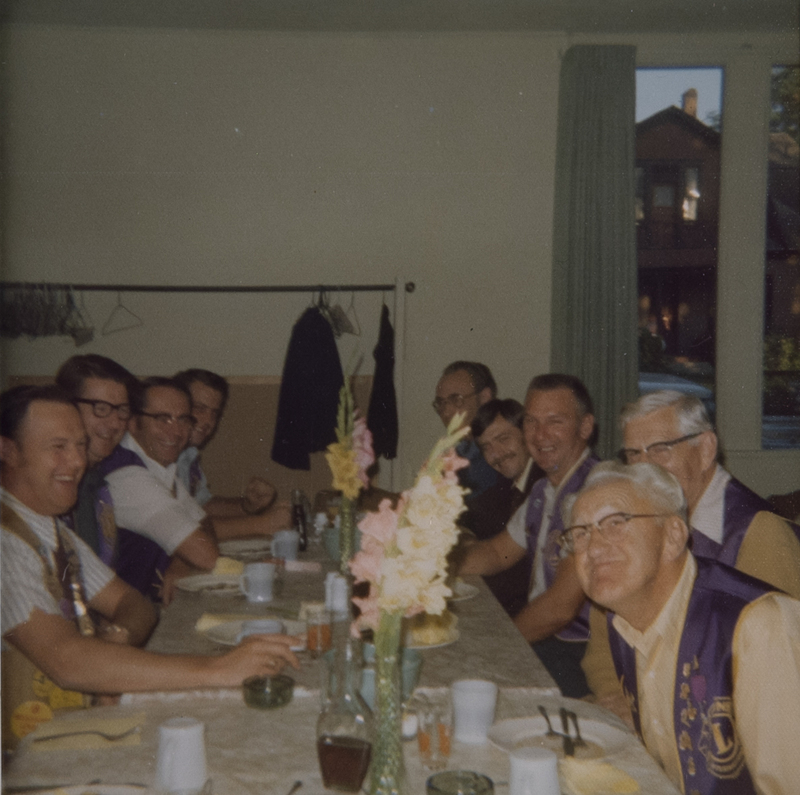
left=2, top=24, right=798, bottom=496
left=0, top=26, right=561, bottom=488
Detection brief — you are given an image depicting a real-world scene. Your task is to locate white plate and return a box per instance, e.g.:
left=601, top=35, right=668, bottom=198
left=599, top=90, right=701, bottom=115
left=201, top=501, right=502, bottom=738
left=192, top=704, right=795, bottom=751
left=175, top=574, right=241, bottom=596
left=405, top=628, right=460, bottom=650
left=448, top=580, right=479, bottom=602
left=218, top=538, right=273, bottom=560
left=204, top=619, right=307, bottom=651
left=488, top=716, right=634, bottom=758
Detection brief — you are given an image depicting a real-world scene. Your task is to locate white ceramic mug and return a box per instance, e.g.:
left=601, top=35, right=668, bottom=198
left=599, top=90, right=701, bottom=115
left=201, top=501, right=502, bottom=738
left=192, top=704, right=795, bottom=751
left=509, top=747, right=560, bottom=795
left=450, top=679, right=498, bottom=745
left=235, top=618, right=284, bottom=644
left=155, top=717, right=207, bottom=795
left=239, top=562, right=276, bottom=603
left=270, top=529, right=300, bottom=561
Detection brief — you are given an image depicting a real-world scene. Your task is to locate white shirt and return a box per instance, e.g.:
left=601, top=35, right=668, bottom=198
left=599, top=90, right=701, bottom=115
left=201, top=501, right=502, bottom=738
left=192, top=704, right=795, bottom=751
left=105, top=433, right=205, bottom=555
left=508, top=448, right=590, bottom=601
left=689, top=464, right=731, bottom=545
left=1, top=489, right=114, bottom=637
left=613, top=555, right=800, bottom=795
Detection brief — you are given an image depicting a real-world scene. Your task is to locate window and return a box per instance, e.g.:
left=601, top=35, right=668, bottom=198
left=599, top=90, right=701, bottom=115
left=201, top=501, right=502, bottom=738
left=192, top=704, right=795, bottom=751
left=762, top=65, right=800, bottom=449
left=635, top=68, right=724, bottom=416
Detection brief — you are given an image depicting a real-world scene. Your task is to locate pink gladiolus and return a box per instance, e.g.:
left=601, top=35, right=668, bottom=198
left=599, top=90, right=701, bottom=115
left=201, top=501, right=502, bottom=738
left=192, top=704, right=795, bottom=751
left=350, top=547, right=384, bottom=584
left=352, top=592, right=381, bottom=632
left=442, top=449, right=470, bottom=475
left=358, top=498, right=399, bottom=546
left=352, top=414, right=376, bottom=488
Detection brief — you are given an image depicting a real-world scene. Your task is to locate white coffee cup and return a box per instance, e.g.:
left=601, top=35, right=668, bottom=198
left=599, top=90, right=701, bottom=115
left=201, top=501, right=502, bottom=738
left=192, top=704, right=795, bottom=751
left=155, top=717, right=207, bottom=795
left=271, top=529, right=300, bottom=561
left=236, top=618, right=284, bottom=644
left=509, top=746, right=560, bottom=795
left=450, top=679, right=498, bottom=745
left=239, top=562, right=276, bottom=603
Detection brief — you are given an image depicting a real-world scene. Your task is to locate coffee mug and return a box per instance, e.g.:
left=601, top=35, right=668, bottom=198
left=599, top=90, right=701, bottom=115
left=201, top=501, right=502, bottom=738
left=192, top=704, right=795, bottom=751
left=239, top=562, right=276, bottom=603
left=236, top=618, right=284, bottom=644
left=271, top=529, right=300, bottom=561
left=155, top=717, right=207, bottom=795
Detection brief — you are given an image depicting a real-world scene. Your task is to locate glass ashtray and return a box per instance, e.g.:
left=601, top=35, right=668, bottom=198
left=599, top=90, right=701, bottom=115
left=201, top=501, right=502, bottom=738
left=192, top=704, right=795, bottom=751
left=426, top=770, right=494, bottom=795
left=242, top=674, right=294, bottom=709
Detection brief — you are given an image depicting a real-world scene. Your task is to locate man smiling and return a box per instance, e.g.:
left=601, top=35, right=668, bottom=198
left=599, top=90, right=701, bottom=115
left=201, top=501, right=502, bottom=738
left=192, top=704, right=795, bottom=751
left=567, top=461, right=800, bottom=795
left=104, top=377, right=218, bottom=600
left=458, top=374, right=597, bottom=696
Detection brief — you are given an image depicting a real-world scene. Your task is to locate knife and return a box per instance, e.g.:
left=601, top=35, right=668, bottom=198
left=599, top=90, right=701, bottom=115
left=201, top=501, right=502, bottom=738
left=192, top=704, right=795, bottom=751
left=559, top=707, right=575, bottom=757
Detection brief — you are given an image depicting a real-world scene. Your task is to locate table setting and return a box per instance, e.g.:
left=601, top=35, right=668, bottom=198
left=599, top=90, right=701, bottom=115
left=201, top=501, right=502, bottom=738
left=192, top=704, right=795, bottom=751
left=2, top=389, right=680, bottom=795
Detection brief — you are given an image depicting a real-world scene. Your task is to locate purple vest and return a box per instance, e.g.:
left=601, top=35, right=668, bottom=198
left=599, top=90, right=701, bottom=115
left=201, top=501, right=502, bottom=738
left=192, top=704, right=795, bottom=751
left=608, top=558, right=774, bottom=795
left=98, top=445, right=172, bottom=602
left=188, top=454, right=204, bottom=499
left=524, top=454, right=597, bottom=642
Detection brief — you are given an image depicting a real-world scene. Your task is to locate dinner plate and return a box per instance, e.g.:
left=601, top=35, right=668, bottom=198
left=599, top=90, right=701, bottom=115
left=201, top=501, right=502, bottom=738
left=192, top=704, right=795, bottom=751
left=448, top=580, right=479, bottom=602
left=218, top=538, right=273, bottom=560
left=204, top=619, right=307, bottom=651
left=488, top=715, right=634, bottom=759
left=404, top=628, right=460, bottom=650
left=175, top=574, right=241, bottom=596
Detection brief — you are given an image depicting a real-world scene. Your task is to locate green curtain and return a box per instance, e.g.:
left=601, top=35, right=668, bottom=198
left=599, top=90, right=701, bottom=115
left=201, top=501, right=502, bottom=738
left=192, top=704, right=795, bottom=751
left=550, top=45, right=639, bottom=458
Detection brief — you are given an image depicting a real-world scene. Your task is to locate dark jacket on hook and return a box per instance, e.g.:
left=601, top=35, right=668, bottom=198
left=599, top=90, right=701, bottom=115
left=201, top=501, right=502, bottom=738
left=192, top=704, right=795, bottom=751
left=367, top=304, right=398, bottom=459
left=272, top=306, right=344, bottom=470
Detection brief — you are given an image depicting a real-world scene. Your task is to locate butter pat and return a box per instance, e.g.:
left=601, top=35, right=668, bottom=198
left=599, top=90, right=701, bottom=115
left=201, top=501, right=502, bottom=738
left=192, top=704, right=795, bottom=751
left=211, top=556, right=244, bottom=576
left=560, top=757, right=640, bottom=794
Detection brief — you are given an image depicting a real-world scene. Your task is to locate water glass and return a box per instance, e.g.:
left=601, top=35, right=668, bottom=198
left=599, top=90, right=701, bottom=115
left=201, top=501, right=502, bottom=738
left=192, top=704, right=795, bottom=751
left=239, top=562, right=275, bottom=603
left=451, top=679, right=497, bottom=745
left=416, top=696, right=452, bottom=770
left=306, top=605, right=332, bottom=658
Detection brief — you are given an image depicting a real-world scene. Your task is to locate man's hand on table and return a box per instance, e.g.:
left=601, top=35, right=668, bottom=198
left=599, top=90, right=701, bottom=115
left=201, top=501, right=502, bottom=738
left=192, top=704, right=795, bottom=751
left=213, top=634, right=301, bottom=684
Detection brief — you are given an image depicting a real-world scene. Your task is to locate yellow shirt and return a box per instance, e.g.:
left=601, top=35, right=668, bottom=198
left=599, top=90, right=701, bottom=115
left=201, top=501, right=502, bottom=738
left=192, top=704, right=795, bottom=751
left=612, top=555, right=800, bottom=795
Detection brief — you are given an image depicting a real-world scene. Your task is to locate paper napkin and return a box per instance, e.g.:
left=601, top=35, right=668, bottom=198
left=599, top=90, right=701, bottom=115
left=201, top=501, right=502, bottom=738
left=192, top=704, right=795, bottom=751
left=560, top=757, right=640, bottom=794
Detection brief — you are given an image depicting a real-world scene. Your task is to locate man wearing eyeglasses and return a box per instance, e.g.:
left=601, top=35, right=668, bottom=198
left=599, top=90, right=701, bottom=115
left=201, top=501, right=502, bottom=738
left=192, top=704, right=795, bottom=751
left=582, top=389, right=800, bottom=720
left=566, top=461, right=800, bottom=795
left=103, top=377, right=219, bottom=601
left=433, top=361, right=500, bottom=501
left=56, top=355, right=138, bottom=565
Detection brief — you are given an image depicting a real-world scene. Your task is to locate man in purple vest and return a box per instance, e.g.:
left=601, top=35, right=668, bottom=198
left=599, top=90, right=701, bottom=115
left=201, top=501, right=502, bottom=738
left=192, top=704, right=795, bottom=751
left=459, top=374, right=597, bottom=697
left=583, top=390, right=800, bottom=714
left=56, top=355, right=139, bottom=566
left=173, top=368, right=291, bottom=537
left=566, top=461, right=800, bottom=795
left=104, top=377, right=220, bottom=602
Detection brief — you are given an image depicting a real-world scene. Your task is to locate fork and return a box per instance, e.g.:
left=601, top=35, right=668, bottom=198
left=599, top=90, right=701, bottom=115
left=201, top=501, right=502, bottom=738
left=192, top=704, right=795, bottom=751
left=567, top=710, right=587, bottom=747
left=33, top=725, right=141, bottom=743
left=537, top=705, right=559, bottom=736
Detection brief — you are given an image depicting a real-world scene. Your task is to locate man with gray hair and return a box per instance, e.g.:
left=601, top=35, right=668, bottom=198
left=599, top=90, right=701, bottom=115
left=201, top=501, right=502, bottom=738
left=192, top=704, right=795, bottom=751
left=566, top=461, right=800, bottom=795
left=582, top=389, right=800, bottom=714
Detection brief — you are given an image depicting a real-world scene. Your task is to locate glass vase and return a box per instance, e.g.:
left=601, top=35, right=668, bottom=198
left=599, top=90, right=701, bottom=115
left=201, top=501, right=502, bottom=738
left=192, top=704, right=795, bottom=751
left=339, top=496, right=355, bottom=574
left=369, top=611, right=406, bottom=795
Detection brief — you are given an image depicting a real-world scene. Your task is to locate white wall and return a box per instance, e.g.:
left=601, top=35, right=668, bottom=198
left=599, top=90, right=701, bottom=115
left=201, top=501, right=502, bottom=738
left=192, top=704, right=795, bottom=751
left=0, top=27, right=562, bottom=486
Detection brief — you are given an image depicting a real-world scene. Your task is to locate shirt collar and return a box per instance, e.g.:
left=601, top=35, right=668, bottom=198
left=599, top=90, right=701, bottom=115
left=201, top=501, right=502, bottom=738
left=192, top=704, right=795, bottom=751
left=613, top=554, right=696, bottom=657
left=120, top=432, right=178, bottom=486
left=690, top=464, right=730, bottom=544
left=0, top=487, right=58, bottom=548
left=514, top=458, right=534, bottom=492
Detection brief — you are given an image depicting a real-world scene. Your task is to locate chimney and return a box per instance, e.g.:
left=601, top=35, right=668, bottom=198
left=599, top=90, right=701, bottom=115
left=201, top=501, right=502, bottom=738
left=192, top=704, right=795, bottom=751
left=682, top=88, right=698, bottom=118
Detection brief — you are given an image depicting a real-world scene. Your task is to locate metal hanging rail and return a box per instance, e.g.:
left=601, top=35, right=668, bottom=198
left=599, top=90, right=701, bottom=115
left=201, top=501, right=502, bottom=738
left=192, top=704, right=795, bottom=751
left=0, top=281, right=416, bottom=293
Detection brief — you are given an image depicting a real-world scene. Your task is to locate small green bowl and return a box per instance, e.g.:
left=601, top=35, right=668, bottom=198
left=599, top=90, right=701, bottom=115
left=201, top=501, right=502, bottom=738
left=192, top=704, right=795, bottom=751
left=242, top=674, right=294, bottom=709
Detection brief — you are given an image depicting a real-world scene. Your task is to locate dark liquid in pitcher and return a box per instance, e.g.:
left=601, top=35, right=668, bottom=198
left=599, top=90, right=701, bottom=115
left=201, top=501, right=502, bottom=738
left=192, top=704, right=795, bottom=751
left=317, top=735, right=372, bottom=791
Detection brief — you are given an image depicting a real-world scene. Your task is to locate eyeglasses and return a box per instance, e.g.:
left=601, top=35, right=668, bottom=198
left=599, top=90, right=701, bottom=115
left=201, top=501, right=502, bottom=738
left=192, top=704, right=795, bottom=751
left=561, top=512, right=666, bottom=554
left=619, top=432, right=703, bottom=465
left=432, top=391, right=477, bottom=415
left=75, top=398, right=131, bottom=420
left=138, top=411, right=196, bottom=429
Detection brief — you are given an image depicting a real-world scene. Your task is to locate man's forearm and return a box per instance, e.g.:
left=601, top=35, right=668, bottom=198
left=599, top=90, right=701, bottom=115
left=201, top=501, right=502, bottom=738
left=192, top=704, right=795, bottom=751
left=107, top=589, right=158, bottom=647
left=459, top=541, right=508, bottom=576
left=513, top=593, right=584, bottom=643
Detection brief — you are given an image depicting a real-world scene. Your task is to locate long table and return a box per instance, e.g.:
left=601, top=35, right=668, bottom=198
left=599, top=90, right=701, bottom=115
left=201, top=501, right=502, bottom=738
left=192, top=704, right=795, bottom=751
left=3, top=559, right=681, bottom=794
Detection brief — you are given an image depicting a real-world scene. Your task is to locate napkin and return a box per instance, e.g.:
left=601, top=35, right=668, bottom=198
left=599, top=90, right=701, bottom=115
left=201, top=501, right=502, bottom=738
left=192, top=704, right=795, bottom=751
left=28, top=712, right=145, bottom=752
left=560, top=757, right=640, bottom=794
left=211, top=556, right=244, bottom=576
left=195, top=612, right=298, bottom=634
left=284, top=560, right=322, bottom=573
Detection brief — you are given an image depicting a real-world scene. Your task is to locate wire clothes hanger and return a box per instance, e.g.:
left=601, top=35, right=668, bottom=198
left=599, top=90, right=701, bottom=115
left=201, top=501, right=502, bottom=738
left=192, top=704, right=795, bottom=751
left=102, top=292, right=144, bottom=336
